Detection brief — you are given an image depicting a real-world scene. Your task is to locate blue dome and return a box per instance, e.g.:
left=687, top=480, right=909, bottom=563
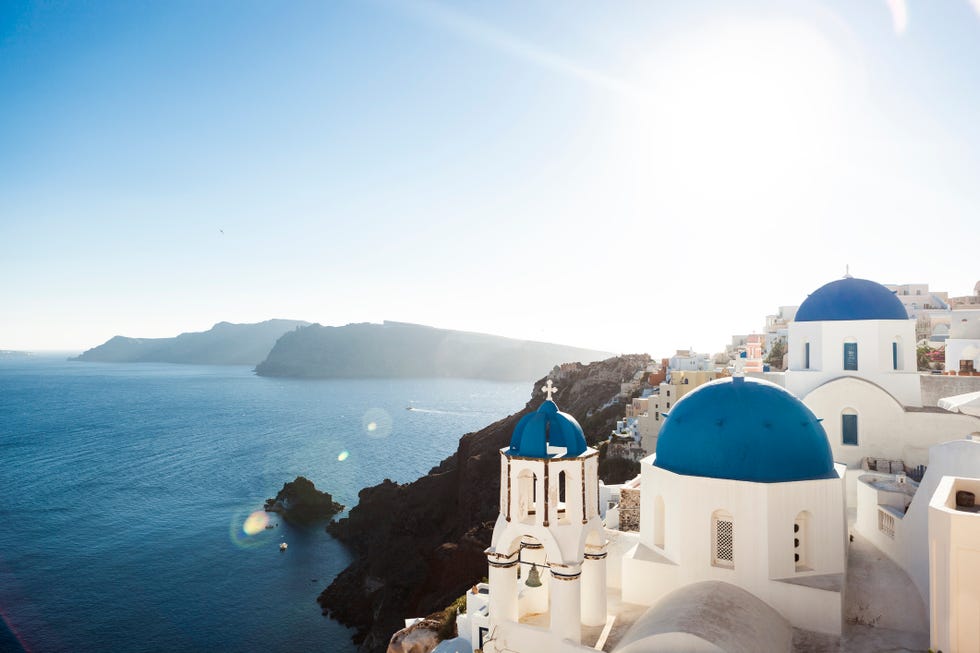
left=654, top=377, right=836, bottom=483
left=796, top=277, right=908, bottom=322
left=508, top=400, right=587, bottom=458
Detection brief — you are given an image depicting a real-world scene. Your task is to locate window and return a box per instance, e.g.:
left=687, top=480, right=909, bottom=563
left=557, top=470, right=569, bottom=524
left=655, top=412, right=660, bottom=422
left=794, top=512, right=810, bottom=571
left=518, top=470, right=538, bottom=522
left=666, top=390, right=671, bottom=397
left=843, top=342, right=858, bottom=370
left=804, top=342, right=810, bottom=369
left=842, top=411, right=858, bottom=446
left=892, top=342, right=898, bottom=370
left=654, top=495, right=665, bottom=549
left=712, top=510, right=734, bottom=568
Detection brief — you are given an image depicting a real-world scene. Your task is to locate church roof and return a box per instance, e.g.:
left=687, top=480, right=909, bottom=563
left=508, top=400, right=587, bottom=458
left=796, top=277, right=908, bottom=322
left=654, top=377, right=836, bottom=483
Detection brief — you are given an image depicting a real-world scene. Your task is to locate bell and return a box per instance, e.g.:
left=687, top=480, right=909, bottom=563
left=525, top=563, right=542, bottom=588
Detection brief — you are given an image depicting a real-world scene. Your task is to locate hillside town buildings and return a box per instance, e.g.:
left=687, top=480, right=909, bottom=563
left=412, top=275, right=980, bottom=653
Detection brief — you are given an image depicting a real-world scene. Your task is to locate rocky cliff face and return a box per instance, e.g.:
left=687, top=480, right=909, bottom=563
left=255, top=321, right=613, bottom=382
left=71, top=319, right=309, bottom=365
left=318, top=354, right=649, bottom=652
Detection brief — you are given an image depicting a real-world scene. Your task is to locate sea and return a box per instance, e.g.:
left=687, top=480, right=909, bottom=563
left=0, top=355, right=529, bottom=653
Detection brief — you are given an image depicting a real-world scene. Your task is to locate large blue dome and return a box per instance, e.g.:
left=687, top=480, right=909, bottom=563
left=796, top=277, right=908, bottom=322
left=654, top=377, right=836, bottom=483
left=508, top=400, right=587, bottom=458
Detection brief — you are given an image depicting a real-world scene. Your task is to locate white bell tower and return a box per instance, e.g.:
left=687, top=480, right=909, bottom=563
left=485, top=379, right=607, bottom=648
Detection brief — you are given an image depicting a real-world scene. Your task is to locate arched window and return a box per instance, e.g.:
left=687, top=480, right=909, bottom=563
left=557, top=470, right=569, bottom=524
left=843, top=338, right=858, bottom=371
left=518, top=470, right=538, bottom=523
left=892, top=336, right=903, bottom=371
left=841, top=409, right=858, bottom=446
left=711, top=510, right=734, bottom=569
left=794, top=511, right=811, bottom=571
left=804, top=342, right=811, bottom=369
left=654, top=495, right=665, bottom=549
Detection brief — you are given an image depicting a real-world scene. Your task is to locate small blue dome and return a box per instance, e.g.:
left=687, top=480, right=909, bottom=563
left=654, top=377, right=836, bottom=483
left=796, top=277, right=908, bottom=322
left=508, top=400, right=587, bottom=458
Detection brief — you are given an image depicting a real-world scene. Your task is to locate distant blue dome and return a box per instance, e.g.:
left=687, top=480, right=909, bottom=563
left=509, top=400, right=587, bottom=458
left=796, top=277, right=908, bottom=322
left=654, top=377, right=836, bottom=483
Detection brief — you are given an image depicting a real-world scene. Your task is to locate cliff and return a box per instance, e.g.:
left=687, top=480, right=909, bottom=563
left=71, top=319, right=309, bottom=365
left=255, top=321, right=613, bottom=382
left=318, top=354, right=649, bottom=652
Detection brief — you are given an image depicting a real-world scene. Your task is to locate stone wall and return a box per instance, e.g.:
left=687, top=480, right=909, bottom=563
left=920, top=375, right=980, bottom=407
left=619, top=487, right=641, bottom=532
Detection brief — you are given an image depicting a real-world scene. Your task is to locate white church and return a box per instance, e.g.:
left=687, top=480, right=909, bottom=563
left=430, top=276, right=980, bottom=653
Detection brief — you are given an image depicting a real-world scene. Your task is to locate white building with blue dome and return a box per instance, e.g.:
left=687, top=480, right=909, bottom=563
left=620, top=374, right=847, bottom=639
left=785, top=276, right=921, bottom=406
left=782, top=276, right=979, bottom=498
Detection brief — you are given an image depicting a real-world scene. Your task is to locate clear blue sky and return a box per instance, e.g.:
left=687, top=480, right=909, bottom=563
left=2, top=0, right=979, bottom=354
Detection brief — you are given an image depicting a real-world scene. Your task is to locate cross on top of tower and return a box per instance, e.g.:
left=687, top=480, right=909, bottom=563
left=844, top=264, right=852, bottom=279
left=542, top=379, right=557, bottom=401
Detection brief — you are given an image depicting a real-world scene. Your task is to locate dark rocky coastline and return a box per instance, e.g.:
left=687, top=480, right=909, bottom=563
left=318, top=354, right=649, bottom=652
left=265, top=476, right=344, bottom=524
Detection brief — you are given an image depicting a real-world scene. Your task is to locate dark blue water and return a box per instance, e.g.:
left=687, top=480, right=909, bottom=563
left=0, top=356, right=528, bottom=653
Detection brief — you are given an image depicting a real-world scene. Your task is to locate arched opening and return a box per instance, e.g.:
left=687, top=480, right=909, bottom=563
left=794, top=511, right=811, bottom=572
left=653, top=495, right=665, bottom=549
left=841, top=408, right=858, bottom=446
left=892, top=336, right=903, bottom=371
left=803, top=341, right=811, bottom=369
left=516, top=535, right=549, bottom=626
left=711, top=509, right=734, bottom=569
left=843, top=337, right=858, bottom=371
left=518, top=470, right=538, bottom=524
left=557, top=470, right=569, bottom=525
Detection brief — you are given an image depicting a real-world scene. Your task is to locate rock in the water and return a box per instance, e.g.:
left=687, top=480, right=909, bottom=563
left=264, top=476, right=344, bottom=524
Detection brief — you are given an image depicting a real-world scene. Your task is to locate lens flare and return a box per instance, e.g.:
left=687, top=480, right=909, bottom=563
left=337, top=450, right=350, bottom=461
left=361, top=408, right=392, bottom=439
left=242, top=510, right=269, bottom=536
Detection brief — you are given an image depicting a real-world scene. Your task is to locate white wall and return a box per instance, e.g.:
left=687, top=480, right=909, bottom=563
left=786, top=319, right=921, bottom=407
left=623, top=461, right=846, bottom=635
left=929, top=475, right=980, bottom=653
left=853, top=438, right=980, bottom=609
left=945, top=338, right=980, bottom=374
left=803, top=377, right=980, bottom=471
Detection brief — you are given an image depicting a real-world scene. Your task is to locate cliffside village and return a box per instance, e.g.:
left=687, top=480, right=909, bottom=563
left=396, top=276, right=980, bottom=653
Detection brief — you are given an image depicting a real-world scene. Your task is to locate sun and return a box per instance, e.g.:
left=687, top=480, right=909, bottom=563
left=620, top=18, right=852, bottom=212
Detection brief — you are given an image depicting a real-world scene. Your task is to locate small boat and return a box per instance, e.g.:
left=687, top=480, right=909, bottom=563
left=279, top=542, right=288, bottom=552
left=406, top=406, right=414, bottom=411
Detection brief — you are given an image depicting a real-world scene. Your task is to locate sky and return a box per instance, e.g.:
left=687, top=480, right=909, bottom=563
left=2, top=0, right=979, bottom=355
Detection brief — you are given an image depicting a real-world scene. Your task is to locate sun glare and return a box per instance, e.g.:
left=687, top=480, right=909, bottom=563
left=625, top=20, right=850, bottom=210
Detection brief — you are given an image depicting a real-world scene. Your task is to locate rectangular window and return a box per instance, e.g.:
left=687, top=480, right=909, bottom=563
left=843, top=342, right=858, bottom=371
left=842, top=414, right=858, bottom=446
left=804, top=343, right=810, bottom=369
left=892, top=342, right=898, bottom=370
left=713, top=518, right=734, bottom=568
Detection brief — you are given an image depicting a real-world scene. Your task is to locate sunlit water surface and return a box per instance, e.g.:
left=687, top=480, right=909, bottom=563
left=0, top=356, right=528, bottom=653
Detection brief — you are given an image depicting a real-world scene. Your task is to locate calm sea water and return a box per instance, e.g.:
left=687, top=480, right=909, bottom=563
left=0, top=356, right=528, bottom=653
